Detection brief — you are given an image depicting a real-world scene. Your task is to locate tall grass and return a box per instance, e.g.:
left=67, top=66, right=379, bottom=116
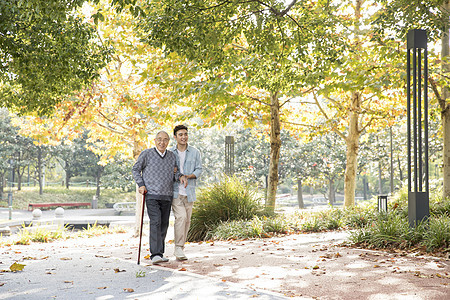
left=187, top=175, right=264, bottom=241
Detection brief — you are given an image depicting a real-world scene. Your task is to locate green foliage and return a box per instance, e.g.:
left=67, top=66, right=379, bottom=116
left=187, top=175, right=264, bottom=241
left=301, top=217, right=322, bottom=232
left=422, top=214, right=450, bottom=251
left=210, top=215, right=288, bottom=240
left=0, top=0, right=110, bottom=115
left=350, top=194, right=450, bottom=252
left=15, top=224, right=68, bottom=244
left=136, top=270, right=146, bottom=278
left=342, top=206, right=376, bottom=228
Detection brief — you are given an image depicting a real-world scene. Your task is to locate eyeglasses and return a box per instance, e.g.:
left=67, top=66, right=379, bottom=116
left=156, top=138, right=170, bottom=143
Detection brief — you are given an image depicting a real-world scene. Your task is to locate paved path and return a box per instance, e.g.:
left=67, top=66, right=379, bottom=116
left=1, top=208, right=449, bottom=299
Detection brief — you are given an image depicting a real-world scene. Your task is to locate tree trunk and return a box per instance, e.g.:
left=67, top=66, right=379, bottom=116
left=65, top=160, right=70, bottom=189
left=397, top=156, right=403, bottom=183
left=0, top=173, right=4, bottom=200
left=95, top=166, right=103, bottom=200
left=378, top=160, right=382, bottom=194
left=265, top=92, right=281, bottom=213
left=363, top=176, right=367, bottom=200
left=344, top=92, right=361, bottom=207
left=17, top=170, right=22, bottom=191
left=328, top=177, right=335, bottom=206
left=297, top=177, right=304, bottom=209
left=442, top=1, right=450, bottom=198
left=38, top=147, right=43, bottom=195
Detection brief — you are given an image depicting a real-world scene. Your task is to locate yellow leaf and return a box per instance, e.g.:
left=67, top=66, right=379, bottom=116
left=10, top=262, right=25, bottom=272
left=123, top=288, right=134, bottom=292
left=114, top=268, right=126, bottom=273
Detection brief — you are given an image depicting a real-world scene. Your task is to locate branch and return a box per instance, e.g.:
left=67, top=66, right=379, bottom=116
left=256, top=0, right=297, bottom=17
left=92, top=120, right=126, bottom=135
left=359, top=115, right=383, bottom=134
left=312, top=91, right=330, bottom=120
left=324, top=95, right=346, bottom=111
left=281, top=120, right=318, bottom=128
left=280, top=88, right=315, bottom=108
left=243, top=94, right=270, bottom=106
left=428, top=75, right=447, bottom=112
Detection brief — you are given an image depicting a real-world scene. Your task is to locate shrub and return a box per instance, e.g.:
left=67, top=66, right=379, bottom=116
left=349, top=212, right=410, bottom=248
left=187, top=175, right=264, bottom=241
left=423, top=214, right=450, bottom=251
left=343, top=206, right=375, bottom=228
left=302, top=217, right=321, bottom=232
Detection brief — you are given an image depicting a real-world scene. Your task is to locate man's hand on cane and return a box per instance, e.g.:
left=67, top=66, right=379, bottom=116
left=138, top=186, right=147, bottom=195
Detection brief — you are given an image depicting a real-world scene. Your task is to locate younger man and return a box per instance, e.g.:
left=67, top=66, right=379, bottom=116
left=171, top=125, right=202, bottom=260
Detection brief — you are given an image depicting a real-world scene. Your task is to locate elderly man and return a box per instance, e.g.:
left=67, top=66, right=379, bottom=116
left=132, top=131, right=187, bottom=264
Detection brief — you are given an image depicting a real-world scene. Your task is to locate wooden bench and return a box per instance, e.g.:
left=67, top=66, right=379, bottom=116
left=28, top=202, right=91, bottom=211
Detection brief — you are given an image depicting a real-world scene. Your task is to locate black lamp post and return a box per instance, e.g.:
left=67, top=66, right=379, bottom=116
left=407, top=29, right=429, bottom=227
left=225, top=136, right=235, bottom=176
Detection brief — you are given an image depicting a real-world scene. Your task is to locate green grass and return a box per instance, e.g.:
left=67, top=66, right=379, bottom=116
left=1, top=186, right=135, bottom=210
left=187, top=175, right=264, bottom=242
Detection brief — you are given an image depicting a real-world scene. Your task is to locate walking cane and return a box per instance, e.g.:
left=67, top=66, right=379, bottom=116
left=137, top=191, right=146, bottom=265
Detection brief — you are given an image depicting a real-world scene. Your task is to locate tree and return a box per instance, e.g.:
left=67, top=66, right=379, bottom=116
left=0, top=108, right=17, bottom=199
left=136, top=0, right=345, bottom=213
left=54, top=132, right=95, bottom=189
left=0, top=0, right=109, bottom=115
left=294, top=0, right=406, bottom=206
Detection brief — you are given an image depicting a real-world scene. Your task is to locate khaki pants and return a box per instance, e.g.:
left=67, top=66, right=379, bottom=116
left=172, top=195, right=193, bottom=247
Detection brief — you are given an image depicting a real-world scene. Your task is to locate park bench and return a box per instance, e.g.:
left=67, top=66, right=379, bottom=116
left=28, top=202, right=91, bottom=211
left=113, top=202, right=136, bottom=215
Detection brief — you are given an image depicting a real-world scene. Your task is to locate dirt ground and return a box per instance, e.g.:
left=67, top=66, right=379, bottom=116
left=159, top=231, right=450, bottom=299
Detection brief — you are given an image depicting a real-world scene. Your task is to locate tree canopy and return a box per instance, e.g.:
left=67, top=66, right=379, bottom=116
left=0, top=0, right=109, bottom=115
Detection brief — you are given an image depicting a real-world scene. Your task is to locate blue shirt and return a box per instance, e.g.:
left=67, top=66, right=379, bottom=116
left=171, top=145, right=202, bottom=202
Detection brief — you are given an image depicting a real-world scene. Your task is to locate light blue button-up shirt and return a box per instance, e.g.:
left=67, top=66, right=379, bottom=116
left=171, top=145, right=202, bottom=202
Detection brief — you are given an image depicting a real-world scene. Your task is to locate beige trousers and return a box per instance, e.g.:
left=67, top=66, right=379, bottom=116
left=172, top=195, right=193, bottom=248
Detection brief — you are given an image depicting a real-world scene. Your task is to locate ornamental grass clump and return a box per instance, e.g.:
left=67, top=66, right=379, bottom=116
left=187, top=175, right=264, bottom=241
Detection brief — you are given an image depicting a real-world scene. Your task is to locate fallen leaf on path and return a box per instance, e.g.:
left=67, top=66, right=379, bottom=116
left=144, top=255, right=150, bottom=259
left=10, top=262, right=25, bottom=272
left=312, top=265, right=319, bottom=270
left=123, top=288, right=134, bottom=292
left=0, top=283, right=4, bottom=286
left=97, top=287, right=107, bottom=289
left=95, top=255, right=111, bottom=258
left=60, top=257, right=72, bottom=261
left=179, top=268, right=187, bottom=271
left=114, top=268, right=126, bottom=273
left=335, top=253, right=342, bottom=258
left=373, top=265, right=380, bottom=268
left=213, top=264, right=223, bottom=267
left=64, top=281, right=73, bottom=284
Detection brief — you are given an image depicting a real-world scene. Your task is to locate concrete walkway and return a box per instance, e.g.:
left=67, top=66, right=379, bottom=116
left=1, top=208, right=449, bottom=299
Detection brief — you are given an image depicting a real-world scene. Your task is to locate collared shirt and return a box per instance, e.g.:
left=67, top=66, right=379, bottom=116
left=155, top=148, right=166, bottom=157
left=171, top=144, right=202, bottom=202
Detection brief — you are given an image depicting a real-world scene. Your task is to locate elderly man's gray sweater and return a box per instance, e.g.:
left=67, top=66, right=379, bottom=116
left=132, top=148, right=181, bottom=201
